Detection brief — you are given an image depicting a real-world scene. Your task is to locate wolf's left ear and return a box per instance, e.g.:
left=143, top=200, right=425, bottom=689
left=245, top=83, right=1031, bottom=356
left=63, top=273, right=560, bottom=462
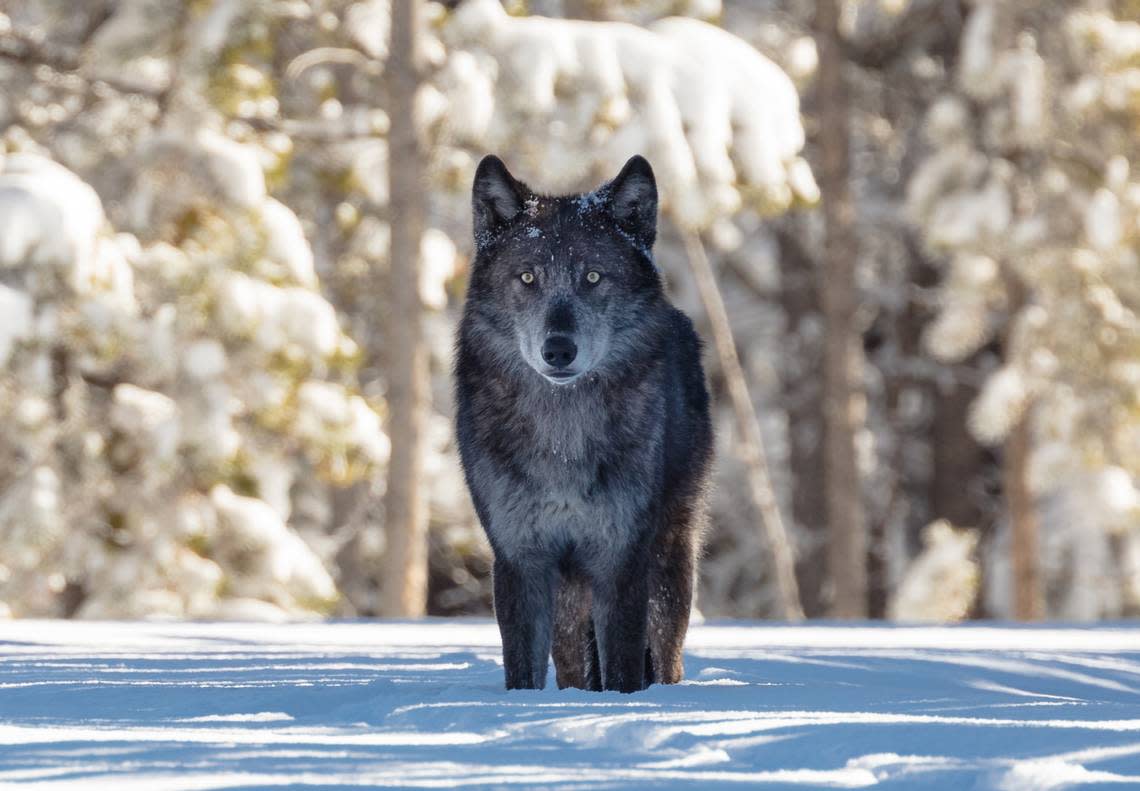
left=472, top=155, right=526, bottom=244
left=606, top=155, right=657, bottom=250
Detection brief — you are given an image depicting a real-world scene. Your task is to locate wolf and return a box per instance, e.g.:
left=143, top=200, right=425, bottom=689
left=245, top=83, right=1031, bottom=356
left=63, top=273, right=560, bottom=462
left=454, top=154, right=713, bottom=693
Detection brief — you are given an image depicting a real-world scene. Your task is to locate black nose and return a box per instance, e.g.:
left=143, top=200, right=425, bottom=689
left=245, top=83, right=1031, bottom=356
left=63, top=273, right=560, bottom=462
left=541, top=335, right=578, bottom=369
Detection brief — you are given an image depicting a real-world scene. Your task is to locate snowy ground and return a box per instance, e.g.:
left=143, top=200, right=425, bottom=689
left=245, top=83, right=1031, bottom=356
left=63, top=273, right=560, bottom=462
left=2, top=621, right=1140, bottom=789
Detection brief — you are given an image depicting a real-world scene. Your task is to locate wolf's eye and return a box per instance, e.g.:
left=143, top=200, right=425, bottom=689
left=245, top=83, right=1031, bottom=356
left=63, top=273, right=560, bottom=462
left=520, top=272, right=535, bottom=285
left=586, top=271, right=601, bottom=284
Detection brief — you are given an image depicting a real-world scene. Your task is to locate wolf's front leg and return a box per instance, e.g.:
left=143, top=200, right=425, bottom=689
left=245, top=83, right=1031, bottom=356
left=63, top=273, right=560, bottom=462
left=648, top=504, right=700, bottom=684
left=592, top=551, right=651, bottom=693
left=493, top=556, right=555, bottom=689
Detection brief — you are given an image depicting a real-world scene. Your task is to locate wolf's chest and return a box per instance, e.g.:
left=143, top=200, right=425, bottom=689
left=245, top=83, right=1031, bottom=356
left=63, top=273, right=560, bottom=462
left=472, top=377, right=664, bottom=560
left=496, top=435, right=657, bottom=560
left=498, top=474, right=637, bottom=561
left=525, top=394, right=607, bottom=462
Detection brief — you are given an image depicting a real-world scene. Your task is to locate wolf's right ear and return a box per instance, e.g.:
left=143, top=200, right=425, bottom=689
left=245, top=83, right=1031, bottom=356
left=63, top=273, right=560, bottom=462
left=472, top=155, right=526, bottom=244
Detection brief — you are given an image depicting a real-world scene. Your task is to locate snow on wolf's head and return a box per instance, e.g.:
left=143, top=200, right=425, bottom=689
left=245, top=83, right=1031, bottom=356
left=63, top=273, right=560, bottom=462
left=466, top=155, right=662, bottom=387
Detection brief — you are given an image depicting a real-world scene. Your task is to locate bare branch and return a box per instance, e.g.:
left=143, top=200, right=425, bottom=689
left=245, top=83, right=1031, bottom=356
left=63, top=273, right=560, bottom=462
left=286, top=47, right=380, bottom=81
left=683, top=232, right=804, bottom=621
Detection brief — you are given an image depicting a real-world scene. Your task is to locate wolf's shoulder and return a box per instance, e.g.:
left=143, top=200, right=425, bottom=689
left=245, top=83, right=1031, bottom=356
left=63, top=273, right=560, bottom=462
left=664, top=305, right=703, bottom=359
left=662, top=304, right=709, bottom=407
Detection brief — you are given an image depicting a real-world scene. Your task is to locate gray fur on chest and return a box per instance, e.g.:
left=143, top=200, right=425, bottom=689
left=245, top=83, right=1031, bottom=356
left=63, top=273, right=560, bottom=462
left=483, top=379, right=664, bottom=569
left=491, top=484, right=627, bottom=571
left=524, top=380, right=606, bottom=461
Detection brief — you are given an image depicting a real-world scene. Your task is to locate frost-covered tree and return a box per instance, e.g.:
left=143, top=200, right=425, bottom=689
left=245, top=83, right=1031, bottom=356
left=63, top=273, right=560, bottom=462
left=720, top=0, right=989, bottom=620
left=0, top=146, right=389, bottom=618
left=909, top=2, right=1140, bottom=619
left=0, top=0, right=396, bottom=618
left=428, top=0, right=818, bottom=228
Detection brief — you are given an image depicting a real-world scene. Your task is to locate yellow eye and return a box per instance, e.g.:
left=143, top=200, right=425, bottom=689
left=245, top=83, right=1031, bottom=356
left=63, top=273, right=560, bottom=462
left=520, top=272, right=534, bottom=284
left=586, top=271, right=601, bottom=284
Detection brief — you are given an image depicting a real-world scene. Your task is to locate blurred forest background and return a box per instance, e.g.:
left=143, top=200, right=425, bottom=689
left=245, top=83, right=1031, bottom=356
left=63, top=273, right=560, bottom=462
left=0, top=0, right=1137, bottom=623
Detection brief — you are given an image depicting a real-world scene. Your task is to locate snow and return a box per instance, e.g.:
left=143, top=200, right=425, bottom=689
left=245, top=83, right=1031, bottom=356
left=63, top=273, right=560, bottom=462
left=2, top=622, right=1140, bottom=789
left=0, top=285, right=33, bottom=367
left=260, top=199, right=318, bottom=289
left=889, top=522, right=978, bottom=623
left=215, top=273, right=342, bottom=358
left=440, top=0, right=817, bottom=228
left=0, top=154, right=106, bottom=274
left=969, top=366, right=1029, bottom=444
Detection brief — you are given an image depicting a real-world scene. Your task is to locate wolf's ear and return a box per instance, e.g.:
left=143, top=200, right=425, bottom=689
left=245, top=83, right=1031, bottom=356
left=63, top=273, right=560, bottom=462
left=472, top=155, right=526, bottom=243
left=606, top=155, right=657, bottom=250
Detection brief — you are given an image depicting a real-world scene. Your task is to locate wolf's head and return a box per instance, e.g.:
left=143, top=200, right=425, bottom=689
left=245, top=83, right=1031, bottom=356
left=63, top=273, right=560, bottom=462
left=465, top=155, right=662, bottom=386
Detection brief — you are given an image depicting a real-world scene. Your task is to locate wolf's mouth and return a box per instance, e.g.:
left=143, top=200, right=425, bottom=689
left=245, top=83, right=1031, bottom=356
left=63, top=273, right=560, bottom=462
left=544, top=369, right=581, bottom=385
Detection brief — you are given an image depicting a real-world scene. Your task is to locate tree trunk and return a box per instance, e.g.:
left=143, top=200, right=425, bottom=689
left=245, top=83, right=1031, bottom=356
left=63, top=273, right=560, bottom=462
left=561, top=0, right=605, bottom=20
left=683, top=233, right=804, bottom=621
left=999, top=275, right=1042, bottom=621
left=775, top=222, right=827, bottom=617
left=379, top=0, right=429, bottom=617
left=1006, top=406, right=1042, bottom=620
left=815, top=0, right=868, bottom=618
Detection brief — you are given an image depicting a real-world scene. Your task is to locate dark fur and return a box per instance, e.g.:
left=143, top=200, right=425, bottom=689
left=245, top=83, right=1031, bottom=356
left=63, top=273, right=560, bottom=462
left=454, top=155, right=713, bottom=693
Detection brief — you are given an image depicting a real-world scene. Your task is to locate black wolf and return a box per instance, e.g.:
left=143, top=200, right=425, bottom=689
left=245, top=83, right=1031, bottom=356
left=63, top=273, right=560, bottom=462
left=454, top=155, right=713, bottom=693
